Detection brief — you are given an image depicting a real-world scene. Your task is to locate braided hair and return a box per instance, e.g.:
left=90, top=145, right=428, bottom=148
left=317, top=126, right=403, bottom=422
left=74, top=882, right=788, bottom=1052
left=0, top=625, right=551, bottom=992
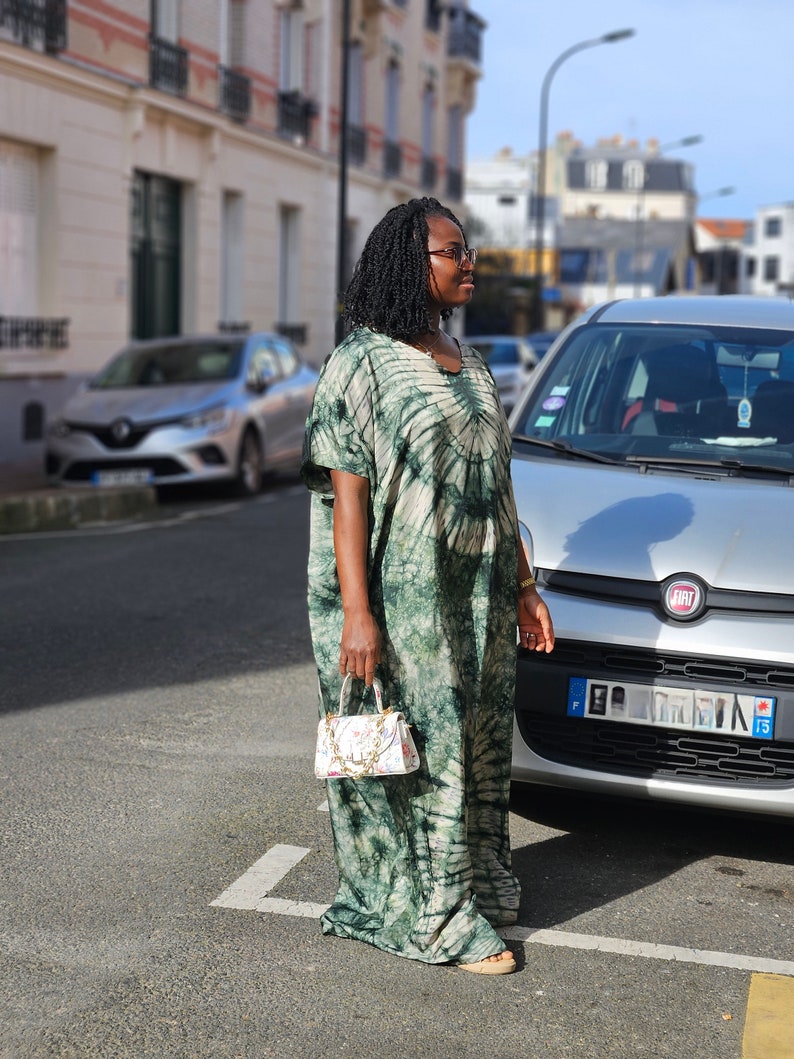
left=343, top=197, right=467, bottom=341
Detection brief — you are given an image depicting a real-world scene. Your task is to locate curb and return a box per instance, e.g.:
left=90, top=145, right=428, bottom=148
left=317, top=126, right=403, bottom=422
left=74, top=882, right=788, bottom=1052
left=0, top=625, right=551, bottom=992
left=0, top=486, right=158, bottom=534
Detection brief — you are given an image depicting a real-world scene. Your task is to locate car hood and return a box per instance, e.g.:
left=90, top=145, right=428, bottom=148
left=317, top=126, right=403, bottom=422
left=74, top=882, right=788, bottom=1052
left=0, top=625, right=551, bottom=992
left=60, top=382, right=237, bottom=424
left=512, top=453, right=794, bottom=594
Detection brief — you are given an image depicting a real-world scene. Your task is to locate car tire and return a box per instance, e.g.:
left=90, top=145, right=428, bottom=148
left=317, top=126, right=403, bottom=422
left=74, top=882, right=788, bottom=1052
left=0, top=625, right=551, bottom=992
left=234, top=428, right=263, bottom=497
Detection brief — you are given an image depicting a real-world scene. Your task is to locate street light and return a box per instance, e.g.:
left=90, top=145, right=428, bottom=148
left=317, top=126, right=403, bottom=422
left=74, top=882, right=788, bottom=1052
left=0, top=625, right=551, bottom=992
left=335, top=0, right=352, bottom=346
left=531, top=28, right=635, bottom=330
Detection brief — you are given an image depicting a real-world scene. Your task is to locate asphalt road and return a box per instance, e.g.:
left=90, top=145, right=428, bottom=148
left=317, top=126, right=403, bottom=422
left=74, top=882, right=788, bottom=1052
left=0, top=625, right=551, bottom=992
left=1, top=481, right=793, bottom=1058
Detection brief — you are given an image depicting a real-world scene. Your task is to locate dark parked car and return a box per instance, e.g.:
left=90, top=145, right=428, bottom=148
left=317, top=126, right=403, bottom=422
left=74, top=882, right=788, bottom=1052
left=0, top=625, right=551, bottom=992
left=511, top=295, right=794, bottom=817
left=45, top=332, right=318, bottom=495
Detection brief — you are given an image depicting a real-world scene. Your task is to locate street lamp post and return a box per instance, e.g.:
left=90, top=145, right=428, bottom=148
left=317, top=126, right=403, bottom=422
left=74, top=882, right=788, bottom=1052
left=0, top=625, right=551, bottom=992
left=531, top=28, right=634, bottom=331
left=335, top=0, right=352, bottom=346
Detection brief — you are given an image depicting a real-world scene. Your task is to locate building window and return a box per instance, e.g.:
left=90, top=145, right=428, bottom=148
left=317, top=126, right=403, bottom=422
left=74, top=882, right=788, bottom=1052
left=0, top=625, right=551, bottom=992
left=765, top=216, right=782, bottom=238
left=763, top=256, right=779, bottom=283
left=745, top=256, right=756, bottom=277
left=585, top=159, right=608, bottom=190
left=623, top=159, right=645, bottom=191
left=346, top=41, right=367, bottom=165
left=280, top=6, right=303, bottom=93
left=150, top=0, right=187, bottom=96
left=220, top=191, right=244, bottom=328
left=0, top=139, right=39, bottom=318
left=446, top=105, right=463, bottom=199
left=421, top=83, right=436, bottom=190
left=277, top=204, right=301, bottom=336
left=384, top=59, right=401, bottom=179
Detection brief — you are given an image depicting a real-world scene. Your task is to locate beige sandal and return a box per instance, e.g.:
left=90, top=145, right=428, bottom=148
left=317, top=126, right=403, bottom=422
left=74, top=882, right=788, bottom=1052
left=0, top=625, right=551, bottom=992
left=458, top=955, right=516, bottom=975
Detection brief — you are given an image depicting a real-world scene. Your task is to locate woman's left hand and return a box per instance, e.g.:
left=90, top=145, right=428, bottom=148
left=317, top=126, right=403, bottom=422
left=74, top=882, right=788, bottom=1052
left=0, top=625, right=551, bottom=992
left=517, top=589, right=555, bottom=653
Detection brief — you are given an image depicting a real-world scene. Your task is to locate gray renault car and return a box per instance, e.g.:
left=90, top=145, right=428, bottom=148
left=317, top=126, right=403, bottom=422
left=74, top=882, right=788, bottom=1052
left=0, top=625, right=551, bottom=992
left=45, top=332, right=318, bottom=495
left=510, top=295, right=794, bottom=817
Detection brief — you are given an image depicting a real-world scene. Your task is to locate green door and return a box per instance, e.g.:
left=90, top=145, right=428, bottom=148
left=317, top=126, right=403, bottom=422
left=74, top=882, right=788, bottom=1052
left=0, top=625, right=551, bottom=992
left=130, top=171, right=181, bottom=339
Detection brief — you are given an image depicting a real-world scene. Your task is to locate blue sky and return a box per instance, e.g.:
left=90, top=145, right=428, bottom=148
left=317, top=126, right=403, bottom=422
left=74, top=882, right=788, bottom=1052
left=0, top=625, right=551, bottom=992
left=466, top=0, right=794, bottom=219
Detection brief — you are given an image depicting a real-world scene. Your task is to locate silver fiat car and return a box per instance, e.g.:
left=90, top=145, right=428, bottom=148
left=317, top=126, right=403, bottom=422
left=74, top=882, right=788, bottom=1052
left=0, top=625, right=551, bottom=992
left=45, top=332, right=318, bottom=495
left=510, top=295, right=794, bottom=817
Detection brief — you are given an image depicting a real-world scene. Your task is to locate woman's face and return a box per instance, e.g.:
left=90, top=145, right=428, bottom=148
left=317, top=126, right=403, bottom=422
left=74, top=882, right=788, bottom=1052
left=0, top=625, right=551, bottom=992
left=425, top=215, right=475, bottom=314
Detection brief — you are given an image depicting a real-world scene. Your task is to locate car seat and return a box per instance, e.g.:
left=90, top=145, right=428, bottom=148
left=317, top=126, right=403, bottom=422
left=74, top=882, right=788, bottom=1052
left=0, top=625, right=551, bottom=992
left=623, top=344, right=729, bottom=437
left=749, top=379, right=794, bottom=442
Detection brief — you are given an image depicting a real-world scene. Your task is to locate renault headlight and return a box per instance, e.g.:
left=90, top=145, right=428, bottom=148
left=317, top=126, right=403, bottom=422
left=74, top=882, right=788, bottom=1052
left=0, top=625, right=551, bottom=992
left=181, top=405, right=232, bottom=434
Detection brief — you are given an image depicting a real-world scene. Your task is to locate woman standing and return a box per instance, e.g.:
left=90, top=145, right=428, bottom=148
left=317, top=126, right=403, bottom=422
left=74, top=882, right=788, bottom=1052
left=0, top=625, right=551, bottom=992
left=302, top=197, right=554, bottom=975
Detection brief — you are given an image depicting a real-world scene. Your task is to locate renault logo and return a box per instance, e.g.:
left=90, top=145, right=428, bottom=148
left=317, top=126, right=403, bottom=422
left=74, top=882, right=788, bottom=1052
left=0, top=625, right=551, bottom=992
left=111, top=418, right=133, bottom=443
left=661, top=574, right=707, bottom=621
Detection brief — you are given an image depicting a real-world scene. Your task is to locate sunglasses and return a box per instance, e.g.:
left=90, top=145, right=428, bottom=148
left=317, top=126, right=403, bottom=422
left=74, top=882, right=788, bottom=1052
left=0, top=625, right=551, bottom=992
left=427, top=246, right=478, bottom=268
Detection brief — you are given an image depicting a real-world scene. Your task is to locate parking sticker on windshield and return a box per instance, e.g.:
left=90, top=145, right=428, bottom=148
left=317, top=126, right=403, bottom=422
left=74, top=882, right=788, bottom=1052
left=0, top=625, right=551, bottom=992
left=542, top=396, right=566, bottom=411
left=566, top=677, right=775, bottom=740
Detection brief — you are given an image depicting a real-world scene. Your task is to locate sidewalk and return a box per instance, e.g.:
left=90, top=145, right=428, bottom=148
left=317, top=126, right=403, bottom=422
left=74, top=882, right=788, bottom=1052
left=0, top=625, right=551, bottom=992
left=0, top=459, right=157, bottom=534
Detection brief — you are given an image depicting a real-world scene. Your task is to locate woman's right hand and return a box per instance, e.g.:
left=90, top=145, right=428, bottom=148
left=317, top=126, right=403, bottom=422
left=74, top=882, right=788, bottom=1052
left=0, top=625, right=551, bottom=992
left=330, top=468, right=381, bottom=686
left=340, top=610, right=382, bottom=686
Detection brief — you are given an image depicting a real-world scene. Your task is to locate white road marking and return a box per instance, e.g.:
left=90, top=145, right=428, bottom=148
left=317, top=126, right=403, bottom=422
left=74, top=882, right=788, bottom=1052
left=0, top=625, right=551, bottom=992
left=255, top=897, right=329, bottom=918
left=317, top=799, right=329, bottom=812
left=212, top=843, right=794, bottom=979
left=211, top=843, right=310, bottom=910
left=500, top=926, right=794, bottom=978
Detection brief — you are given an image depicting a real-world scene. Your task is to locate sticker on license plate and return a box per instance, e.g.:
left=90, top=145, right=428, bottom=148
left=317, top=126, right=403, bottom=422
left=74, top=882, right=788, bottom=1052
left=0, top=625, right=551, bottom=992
left=92, top=469, right=153, bottom=487
left=567, top=677, right=775, bottom=740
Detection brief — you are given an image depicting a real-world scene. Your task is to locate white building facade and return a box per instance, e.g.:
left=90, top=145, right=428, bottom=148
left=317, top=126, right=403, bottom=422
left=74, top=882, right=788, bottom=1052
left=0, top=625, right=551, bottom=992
left=741, top=203, right=794, bottom=297
left=0, top=0, right=483, bottom=461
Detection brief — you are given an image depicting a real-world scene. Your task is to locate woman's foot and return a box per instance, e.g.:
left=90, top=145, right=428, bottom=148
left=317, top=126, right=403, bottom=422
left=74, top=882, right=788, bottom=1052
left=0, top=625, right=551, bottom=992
left=458, top=949, right=516, bottom=975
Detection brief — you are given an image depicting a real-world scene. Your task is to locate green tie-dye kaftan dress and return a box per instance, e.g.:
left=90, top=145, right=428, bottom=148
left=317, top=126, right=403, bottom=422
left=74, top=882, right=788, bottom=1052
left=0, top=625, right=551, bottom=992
left=302, top=327, right=521, bottom=965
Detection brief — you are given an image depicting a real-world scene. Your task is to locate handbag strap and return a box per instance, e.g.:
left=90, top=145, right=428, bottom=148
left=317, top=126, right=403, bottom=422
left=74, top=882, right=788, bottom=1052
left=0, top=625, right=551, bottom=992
left=336, top=674, right=385, bottom=717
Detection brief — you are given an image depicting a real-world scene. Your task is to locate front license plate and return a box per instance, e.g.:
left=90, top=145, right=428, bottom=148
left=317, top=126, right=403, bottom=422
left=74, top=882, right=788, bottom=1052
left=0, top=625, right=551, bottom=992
left=567, top=677, right=776, bottom=740
left=91, top=469, right=153, bottom=487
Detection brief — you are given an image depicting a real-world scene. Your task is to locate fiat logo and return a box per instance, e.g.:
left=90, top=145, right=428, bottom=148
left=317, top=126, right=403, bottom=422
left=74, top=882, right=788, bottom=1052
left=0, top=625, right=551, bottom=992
left=662, top=575, right=706, bottom=621
left=111, top=418, right=132, bottom=442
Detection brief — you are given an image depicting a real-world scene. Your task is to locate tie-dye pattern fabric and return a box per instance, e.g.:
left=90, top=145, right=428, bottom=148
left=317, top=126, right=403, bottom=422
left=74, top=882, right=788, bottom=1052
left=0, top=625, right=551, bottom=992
left=302, top=328, right=520, bottom=965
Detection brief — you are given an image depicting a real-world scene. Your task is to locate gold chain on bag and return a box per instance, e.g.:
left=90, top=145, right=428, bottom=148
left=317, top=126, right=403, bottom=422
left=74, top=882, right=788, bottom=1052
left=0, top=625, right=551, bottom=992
left=323, top=708, right=393, bottom=779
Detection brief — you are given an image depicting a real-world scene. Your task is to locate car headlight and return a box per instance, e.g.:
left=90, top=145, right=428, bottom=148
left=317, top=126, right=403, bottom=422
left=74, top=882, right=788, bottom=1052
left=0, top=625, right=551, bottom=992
left=181, top=405, right=233, bottom=434
left=47, top=418, right=71, bottom=438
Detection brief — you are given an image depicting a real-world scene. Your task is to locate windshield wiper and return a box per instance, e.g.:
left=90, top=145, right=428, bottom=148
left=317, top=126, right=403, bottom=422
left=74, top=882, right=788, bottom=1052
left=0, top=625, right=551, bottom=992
left=512, top=435, right=620, bottom=464
left=624, top=454, right=794, bottom=478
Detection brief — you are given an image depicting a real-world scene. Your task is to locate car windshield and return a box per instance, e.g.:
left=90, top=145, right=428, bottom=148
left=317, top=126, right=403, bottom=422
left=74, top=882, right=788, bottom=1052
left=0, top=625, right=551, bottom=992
left=512, top=323, right=794, bottom=472
left=90, top=341, right=244, bottom=388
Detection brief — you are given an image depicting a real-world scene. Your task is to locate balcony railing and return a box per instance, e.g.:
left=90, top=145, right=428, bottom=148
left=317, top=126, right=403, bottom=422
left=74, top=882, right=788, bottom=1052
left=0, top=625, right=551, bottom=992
left=0, top=316, right=70, bottom=350
left=384, top=140, right=402, bottom=180
left=277, top=91, right=317, bottom=142
left=217, top=320, right=251, bottom=334
left=348, top=125, right=367, bottom=166
left=219, top=66, right=251, bottom=123
left=275, top=322, right=308, bottom=346
left=446, top=167, right=463, bottom=201
left=149, top=35, right=189, bottom=97
left=447, top=5, right=483, bottom=64
left=0, top=0, right=67, bottom=53
left=421, top=155, right=437, bottom=191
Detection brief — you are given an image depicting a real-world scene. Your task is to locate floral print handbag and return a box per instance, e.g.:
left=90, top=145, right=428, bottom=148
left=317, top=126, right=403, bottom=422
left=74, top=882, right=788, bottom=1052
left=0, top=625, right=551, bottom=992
left=315, top=675, right=420, bottom=780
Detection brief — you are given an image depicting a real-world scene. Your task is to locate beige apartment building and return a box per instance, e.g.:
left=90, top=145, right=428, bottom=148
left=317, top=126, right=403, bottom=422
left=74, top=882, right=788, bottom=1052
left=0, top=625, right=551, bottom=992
left=0, top=0, right=483, bottom=461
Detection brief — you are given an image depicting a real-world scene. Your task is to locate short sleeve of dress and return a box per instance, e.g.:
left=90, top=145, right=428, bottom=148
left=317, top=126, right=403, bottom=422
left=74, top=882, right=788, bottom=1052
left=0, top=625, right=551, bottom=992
left=301, top=334, right=376, bottom=497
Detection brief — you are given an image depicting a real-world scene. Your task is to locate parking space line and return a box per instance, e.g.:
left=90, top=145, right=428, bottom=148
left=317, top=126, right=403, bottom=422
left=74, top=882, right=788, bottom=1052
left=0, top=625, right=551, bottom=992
left=210, top=844, right=310, bottom=910
left=211, top=846, right=794, bottom=982
left=501, top=926, right=794, bottom=978
left=255, top=897, right=329, bottom=918
left=742, top=974, right=794, bottom=1058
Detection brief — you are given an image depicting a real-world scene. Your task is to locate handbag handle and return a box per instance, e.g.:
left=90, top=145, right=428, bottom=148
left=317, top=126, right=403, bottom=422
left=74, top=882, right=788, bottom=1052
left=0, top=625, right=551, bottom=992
left=334, top=674, right=386, bottom=717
